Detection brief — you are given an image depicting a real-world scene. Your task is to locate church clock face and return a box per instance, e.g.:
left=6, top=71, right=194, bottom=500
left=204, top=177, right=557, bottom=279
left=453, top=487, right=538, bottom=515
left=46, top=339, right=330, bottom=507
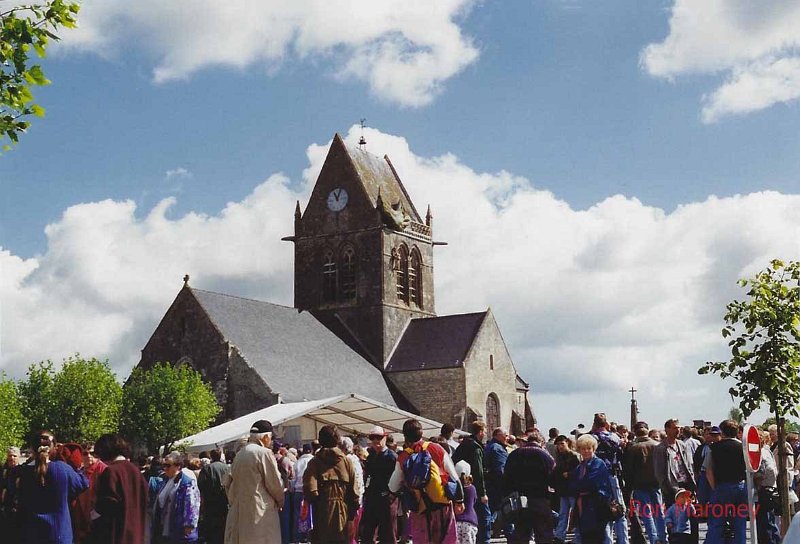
left=327, top=188, right=348, bottom=212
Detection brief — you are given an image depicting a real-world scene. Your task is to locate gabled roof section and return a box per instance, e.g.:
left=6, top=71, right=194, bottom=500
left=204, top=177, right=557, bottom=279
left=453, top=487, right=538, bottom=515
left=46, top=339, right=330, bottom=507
left=336, top=134, right=422, bottom=223
left=189, top=288, right=396, bottom=405
left=385, top=311, right=488, bottom=372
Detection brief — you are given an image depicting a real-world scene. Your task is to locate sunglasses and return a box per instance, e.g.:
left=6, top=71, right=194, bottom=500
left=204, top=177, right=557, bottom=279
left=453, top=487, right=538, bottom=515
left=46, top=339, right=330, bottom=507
left=368, top=435, right=384, bottom=440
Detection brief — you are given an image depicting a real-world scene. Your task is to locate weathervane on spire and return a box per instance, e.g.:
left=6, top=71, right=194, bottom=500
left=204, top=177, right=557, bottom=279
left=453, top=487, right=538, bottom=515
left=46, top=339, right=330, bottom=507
left=358, top=118, right=367, bottom=149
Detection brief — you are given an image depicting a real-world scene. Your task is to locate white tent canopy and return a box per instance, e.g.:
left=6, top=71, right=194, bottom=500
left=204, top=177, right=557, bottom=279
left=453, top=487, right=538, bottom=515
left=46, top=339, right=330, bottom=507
left=178, top=393, right=457, bottom=453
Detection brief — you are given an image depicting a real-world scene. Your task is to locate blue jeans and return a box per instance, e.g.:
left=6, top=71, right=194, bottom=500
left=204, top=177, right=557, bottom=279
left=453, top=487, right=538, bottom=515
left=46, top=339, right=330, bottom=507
left=697, top=472, right=711, bottom=506
left=705, top=482, right=747, bottom=544
left=631, top=488, right=666, bottom=544
left=604, top=476, right=629, bottom=544
left=279, top=490, right=291, bottom=544
left=556, top=496, right=581, bottom=543
left=291, top=491, right=306, bottom=543
left=756, top=489, right=780, bottom=544
left=477, top=498, right=492, bottom=543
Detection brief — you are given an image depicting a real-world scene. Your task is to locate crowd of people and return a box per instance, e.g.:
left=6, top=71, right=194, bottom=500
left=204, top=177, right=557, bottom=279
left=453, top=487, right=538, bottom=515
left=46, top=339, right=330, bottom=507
left=1, top=414, right=799, bottom=544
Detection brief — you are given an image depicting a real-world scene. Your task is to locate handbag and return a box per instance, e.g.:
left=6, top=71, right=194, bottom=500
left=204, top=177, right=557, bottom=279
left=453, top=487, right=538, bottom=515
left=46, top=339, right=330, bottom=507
left=598, top=496, right=625, bottom=523
left=297, top=498, right=314, bottom=534
left=497, top=491, right=528, bottom=524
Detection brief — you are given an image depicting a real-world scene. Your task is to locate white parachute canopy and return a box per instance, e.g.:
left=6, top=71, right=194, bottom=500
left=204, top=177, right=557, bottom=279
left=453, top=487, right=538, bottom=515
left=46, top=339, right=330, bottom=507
left=177, top=393, right=459, bottom=452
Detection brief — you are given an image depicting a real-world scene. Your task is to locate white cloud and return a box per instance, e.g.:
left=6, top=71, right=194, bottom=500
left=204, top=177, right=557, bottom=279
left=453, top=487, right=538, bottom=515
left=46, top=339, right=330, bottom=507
left=164, top=167, right=192, bottom=181
left=3, top=126, right=799, bottom=429
left=62, top=0, right=478, bottom=107
left=642, top=0, right=800, bottom=122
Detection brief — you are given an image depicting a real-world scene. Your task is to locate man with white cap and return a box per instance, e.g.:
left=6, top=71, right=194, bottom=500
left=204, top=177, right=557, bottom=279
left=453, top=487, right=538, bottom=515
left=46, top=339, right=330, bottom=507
left=223, top=419, right=285, bottom=544
left=360, top=425, right=398, bottom=543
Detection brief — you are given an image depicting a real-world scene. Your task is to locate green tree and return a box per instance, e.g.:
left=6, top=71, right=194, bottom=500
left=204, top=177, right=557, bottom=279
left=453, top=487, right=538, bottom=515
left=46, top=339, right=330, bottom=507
left=0, top=373, right=28, bottom=451
left=699, top=259, right=800, bottom=535
left=1, top=0, right=79, bottom=149
left=727, top=406, right=744, bottom=425
left=17, top=359, right=58, bottom=439
left=761, top=416, right=800, bottom=434
left=18, top=356, right=122, bottom=443
left=121, top=363, right=221, bottom=453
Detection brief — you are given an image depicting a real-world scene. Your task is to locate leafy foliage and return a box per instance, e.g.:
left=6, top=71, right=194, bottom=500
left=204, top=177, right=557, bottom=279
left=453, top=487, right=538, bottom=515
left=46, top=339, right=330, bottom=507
left=121, top=363, right=221, bottom=453
left=699, top=259, right=800, bottom=535
left=0, top=0, right=79, bottom=149
left=0, top=373, right=28, bottom=451
left=761, top=417, right=800, bottom=434
left=17, top=356, right=122, bottom=443
left=727, top=406, right=744, bottom=425
left=699, top=259, right=800, bottom=418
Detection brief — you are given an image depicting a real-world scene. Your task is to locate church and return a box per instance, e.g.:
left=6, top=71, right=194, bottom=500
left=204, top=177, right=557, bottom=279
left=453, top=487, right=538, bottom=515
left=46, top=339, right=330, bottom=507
left=137, top=133, right=535, bottom=434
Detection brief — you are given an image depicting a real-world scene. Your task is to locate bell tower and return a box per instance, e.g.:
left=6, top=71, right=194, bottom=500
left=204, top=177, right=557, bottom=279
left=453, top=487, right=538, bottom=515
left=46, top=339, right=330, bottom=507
left=286, top=134, right=436, bottom=369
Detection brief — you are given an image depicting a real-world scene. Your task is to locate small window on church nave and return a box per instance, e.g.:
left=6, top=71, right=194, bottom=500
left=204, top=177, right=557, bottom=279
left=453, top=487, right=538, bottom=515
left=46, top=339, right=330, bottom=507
left=340, top=247, right=357, bottom=301
left=322, top=251, right=337, bottom=303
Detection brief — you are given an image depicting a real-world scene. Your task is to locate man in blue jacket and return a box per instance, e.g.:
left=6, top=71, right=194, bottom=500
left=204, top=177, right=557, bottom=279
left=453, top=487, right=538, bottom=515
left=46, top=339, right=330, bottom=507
left=485, top=427, right=511, bottom=538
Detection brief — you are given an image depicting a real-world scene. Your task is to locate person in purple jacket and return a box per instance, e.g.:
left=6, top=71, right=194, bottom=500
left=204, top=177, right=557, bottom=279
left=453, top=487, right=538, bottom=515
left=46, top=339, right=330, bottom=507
left=15, top=430, right=89, bottom=544
left=455, top=460, right=478, bottom=543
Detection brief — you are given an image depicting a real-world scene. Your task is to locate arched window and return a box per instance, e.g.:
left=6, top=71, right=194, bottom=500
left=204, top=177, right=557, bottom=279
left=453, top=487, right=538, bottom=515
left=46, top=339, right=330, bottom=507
left=486, top=393, right=500, bottom=431
left=396, top=245, right=409, bottom=303
left=340, top=247, right=357, bottom=301
left=409, top=248, right=422, bottom=308
left=322, top=251, right=337, bottom=303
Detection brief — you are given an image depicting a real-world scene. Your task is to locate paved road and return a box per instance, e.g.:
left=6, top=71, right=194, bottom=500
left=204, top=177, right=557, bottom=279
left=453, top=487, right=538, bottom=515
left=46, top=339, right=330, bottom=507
left=486, top=520, right=750, bottom=543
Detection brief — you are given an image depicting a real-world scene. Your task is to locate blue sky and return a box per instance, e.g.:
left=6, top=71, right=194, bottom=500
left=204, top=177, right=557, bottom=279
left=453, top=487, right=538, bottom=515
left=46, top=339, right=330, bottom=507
left=2, top=0, right=800, bottom=430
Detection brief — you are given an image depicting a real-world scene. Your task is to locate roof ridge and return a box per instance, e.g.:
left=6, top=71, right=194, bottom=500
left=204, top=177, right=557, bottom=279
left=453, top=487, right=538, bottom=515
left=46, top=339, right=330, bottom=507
left=190, top=287, right=296, bottom=310
left=410, top=310, right=488, bottom=321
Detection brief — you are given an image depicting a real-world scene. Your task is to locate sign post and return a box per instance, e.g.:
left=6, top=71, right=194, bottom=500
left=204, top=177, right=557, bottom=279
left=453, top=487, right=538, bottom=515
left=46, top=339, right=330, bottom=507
left=742, top=424, right=761, bottom=544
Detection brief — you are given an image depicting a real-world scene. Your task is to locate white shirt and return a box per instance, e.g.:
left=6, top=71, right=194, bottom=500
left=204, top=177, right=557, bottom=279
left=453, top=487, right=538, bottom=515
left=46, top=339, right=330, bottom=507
left=292, top=454, right=313, bottom=493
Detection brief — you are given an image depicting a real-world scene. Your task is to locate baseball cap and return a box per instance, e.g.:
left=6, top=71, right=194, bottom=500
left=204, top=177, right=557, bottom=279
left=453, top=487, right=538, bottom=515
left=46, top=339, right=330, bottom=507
left=250, top=420, right=273, bottom=434
left=709, top=426, right=721, bottom=435
left=368, top=425, right=387, bottom=437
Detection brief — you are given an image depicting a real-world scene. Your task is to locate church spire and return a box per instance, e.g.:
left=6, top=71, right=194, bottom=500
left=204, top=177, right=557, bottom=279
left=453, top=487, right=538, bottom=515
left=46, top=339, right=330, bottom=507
left=425, top=205, right=433, bottom=227
left=294, top=200, right=303, bottom=236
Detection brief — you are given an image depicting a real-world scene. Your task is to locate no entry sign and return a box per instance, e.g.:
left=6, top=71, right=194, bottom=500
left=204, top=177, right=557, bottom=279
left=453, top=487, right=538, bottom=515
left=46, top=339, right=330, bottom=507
left=742, top=424, right=761, bottom=472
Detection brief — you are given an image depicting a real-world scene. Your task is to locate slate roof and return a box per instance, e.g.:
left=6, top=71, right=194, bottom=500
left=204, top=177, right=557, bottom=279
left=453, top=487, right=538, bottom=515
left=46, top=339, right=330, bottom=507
left=342, top=138, right=422, bottom=223
left=190, top=288, right=396, bottom=406
left=385, top=312, right=488, bottom=372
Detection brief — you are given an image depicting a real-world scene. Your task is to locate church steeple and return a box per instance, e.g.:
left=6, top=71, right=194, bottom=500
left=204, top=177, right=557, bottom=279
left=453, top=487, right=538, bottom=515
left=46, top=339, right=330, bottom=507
left=289, top=133, right=436, bottom=368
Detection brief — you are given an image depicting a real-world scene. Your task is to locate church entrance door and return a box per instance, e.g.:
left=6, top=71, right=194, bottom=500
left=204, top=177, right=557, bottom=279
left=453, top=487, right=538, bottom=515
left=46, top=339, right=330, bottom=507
left=486, top=393, right=500, bottom=431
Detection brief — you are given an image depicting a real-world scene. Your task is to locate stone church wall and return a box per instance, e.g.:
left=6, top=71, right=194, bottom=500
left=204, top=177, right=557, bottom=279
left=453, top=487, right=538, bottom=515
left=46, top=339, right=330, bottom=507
left=139, top=288, right=231, bottom=414
left=463, top=313, right=518, bottom=432
left=387, top=367, right=465, bottom=426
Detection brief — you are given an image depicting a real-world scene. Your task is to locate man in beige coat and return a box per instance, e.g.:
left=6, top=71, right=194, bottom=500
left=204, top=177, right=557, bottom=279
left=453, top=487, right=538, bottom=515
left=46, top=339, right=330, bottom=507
left=224, top=419, right=285, bottom=544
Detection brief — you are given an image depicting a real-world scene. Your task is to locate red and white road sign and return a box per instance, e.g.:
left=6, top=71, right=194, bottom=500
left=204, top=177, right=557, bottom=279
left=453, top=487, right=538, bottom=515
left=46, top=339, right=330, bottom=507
left=742, top=424, right=761, bottom=472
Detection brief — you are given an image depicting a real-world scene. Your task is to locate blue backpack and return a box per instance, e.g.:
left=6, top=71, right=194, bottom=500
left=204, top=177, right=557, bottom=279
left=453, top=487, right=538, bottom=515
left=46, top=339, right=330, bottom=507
left=401, top=442, right=451, bottom=513
left=593, top=431, right=623, bottom=473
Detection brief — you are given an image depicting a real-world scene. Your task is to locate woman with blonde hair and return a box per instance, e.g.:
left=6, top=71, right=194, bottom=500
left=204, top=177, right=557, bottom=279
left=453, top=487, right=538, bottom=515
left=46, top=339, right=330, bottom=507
left=569, top=434, right=614, bottom=544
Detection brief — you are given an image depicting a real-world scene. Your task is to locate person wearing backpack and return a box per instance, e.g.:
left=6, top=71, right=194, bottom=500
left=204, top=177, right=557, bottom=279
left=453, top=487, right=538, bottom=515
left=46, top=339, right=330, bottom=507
left=389, top=419, right=463, bottom=544
left=452, top=421, right=490, bottom=543
left=590, top=413, right=629, bottom=544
